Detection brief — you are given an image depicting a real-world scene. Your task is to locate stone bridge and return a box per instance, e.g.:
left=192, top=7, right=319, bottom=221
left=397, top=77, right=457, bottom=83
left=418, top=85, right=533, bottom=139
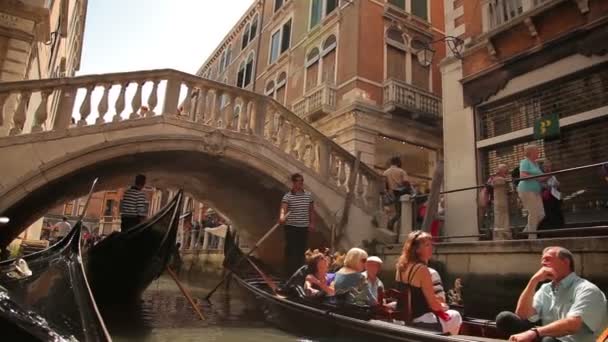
left=0, top=69, right=381, bottom=262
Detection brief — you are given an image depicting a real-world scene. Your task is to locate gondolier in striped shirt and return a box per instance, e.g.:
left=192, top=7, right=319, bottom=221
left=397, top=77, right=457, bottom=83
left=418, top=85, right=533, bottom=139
left=279, top=173, right=315, bottom=277
left=120, top=174, right=148, bottom=232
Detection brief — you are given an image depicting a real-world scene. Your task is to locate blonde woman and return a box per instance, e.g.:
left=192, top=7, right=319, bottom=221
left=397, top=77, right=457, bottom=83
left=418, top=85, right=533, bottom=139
left=332, top=247, right=376, bottom=306
left=396, top=231, right=462, bottom=335
left=517, top=144, right=545, bottom=235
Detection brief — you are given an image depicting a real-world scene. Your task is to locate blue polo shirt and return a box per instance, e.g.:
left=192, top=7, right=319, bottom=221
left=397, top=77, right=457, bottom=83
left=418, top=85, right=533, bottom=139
left=530, top=272, right=608, bottom=342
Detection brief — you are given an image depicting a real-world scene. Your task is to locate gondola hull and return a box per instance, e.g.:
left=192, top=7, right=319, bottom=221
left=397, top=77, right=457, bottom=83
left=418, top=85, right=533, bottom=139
left=0, top=222, right=111, bottom=341
left=233, top=275, right=504, bottom=342
left=85, top=191, right=182, bottom=303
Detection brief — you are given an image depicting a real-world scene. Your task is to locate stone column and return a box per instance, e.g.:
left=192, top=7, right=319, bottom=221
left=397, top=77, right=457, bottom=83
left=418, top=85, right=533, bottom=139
left=399, top=195, right=414, bottom=242
left=201, top=231, right=209, bottom=250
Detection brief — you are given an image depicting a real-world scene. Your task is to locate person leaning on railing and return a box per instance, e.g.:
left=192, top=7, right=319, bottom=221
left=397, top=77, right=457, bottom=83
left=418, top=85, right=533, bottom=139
left=517, top=144, right=547, bottom=237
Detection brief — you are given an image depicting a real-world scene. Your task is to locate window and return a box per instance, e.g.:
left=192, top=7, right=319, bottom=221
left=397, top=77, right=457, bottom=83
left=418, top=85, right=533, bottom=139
left=274, top=0, right=284, bottom=12
left=104, top=199, right=115, bottom=216
left=219, top=51, right=227, bottom=73
left=386, top=27, right=406, bottom=81
left=306, top=48, right=320, bottom=91
left=321, top=35, right=337, bottom=84
left=388, top=0, right=405, bottom=9
left=411, top=0, right=427, bottom=21
left=242, top=23, right=251, bottom=50
left=276, top=72, right=287, bottom=105
left=310, top=0, right=339, bottom=30
left=225, top=46, right=232, bottom=70
left=238, top=54, right=255, bottom=88
left=250, top=15, right=258, bottom=41
left=265, top=80, right=275, bottom=96
left=64, top=201, right=74, bottom=216
left=310, top=0, right=323, bottom=28
left=270, top=19, right=292, bottom=64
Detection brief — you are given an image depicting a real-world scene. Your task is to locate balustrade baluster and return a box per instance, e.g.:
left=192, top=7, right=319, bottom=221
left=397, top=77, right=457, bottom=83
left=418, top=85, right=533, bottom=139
left=113, top=83, right=128, bottom=122
left=181, top=84, right=193, bottom=120
left=96, top=84, right=111, bottom=124
left=223, top=92, right=235, bottom=129
left=0, top=93, right=8, bottom=127
left=338, top=160, right=348, bottom=191
left=195, top=87, right=208, bottom=123
left=330, top=154, right=339, bottom=182
left=297, top=134, right=308, bottom=161
left=276, top=116, right=286, bottom=149
left=238, top=98, right=250, bottom=132
left=32, top=90, right=52, bottom=132
left=147, top=80, right=159, bottom=117
left=318, top=142, right=330, bottom=178
left=9, top=91, right=30, bottom=135
left=78, top=86, right=94, bottom=126
left=356, top=173, right=365, bottom=200
left=130, top=81, right=144, bottom=119
left=207, top=90, right=223, bottom=126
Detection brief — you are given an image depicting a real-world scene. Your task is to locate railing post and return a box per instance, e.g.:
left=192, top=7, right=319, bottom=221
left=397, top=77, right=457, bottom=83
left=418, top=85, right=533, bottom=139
left=162, top=78, right=181, bottom=116
left=252, top=99, right=267, bottom=137
left=492, top=177, right=512, bottom=240
left=53, top=87, right=76, bottom=130
left=399, top=195, right=414, bottom=242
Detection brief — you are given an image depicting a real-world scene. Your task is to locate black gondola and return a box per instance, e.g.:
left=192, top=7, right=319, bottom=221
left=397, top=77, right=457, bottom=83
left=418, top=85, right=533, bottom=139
left=0, top=221, right=111, bottom=342
left=85, top=190, right=183, bottom=303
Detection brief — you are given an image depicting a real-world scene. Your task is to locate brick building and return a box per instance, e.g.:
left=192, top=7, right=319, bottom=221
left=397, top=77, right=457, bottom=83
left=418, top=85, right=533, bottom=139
left=197, top=0, right=447, bottom=185
left=441, top=0, right=608, bottom=236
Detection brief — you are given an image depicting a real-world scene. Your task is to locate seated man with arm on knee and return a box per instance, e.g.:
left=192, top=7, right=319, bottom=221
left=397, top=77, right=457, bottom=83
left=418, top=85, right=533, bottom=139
left=496, top=246, right=608, bottom=342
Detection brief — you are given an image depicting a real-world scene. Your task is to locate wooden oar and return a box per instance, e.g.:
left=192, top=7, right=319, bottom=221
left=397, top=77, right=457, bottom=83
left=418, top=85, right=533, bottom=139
left=245, top=256, right=279, bottom=294
left=598, top=326, right=608, bottom=342
left=204, top=214, right=289, bottom=301
left=166, top=266, right=205, bottom=320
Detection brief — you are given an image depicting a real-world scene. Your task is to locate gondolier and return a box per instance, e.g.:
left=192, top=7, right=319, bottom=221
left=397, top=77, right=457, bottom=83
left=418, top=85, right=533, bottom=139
left=120, top=174, right=149, bottom=232
left=279, top=173, right=315, bottom=277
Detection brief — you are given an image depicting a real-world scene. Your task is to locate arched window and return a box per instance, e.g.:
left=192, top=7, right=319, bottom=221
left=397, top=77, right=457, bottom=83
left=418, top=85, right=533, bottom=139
left=276, top=72, right=287, bottom=105
left=385, top=26, right=406, bottom=81
left=237, top=61, right=246, bottom=88
left=244, top=53, right=255, bottom=87
left=265, top=80, right=275, bottom=96
left=250, top=15, right=259, bottom=41
left=241, top=22, right=251, bottom=50
left=305, top=47, right=320, bottom=91
left=321, top=35, right=337, bottom=84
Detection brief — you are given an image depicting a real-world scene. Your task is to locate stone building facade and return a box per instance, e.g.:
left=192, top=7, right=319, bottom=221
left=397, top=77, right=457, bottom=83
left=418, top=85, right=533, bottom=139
left=441, top=0, right=608, bottom=236
left=0, top=0, right=87, bottom=136
left=197, top=0, right=446, bottom=186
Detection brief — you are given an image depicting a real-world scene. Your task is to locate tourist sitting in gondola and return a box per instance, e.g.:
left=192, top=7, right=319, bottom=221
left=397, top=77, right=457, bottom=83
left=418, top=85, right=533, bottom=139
left=363, top=256, right=384, bottom=303
left=304, top=251, right=335, bottom=297
left=395, top=230, right=462, bottom=335
left=331, top=247, right=376, bottom=306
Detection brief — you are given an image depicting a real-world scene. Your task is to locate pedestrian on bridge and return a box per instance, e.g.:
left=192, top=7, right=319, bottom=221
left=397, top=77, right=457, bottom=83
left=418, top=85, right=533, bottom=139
left=279, top=173, right=315, bottom=277
left=119, top=174, right=148, bottom=232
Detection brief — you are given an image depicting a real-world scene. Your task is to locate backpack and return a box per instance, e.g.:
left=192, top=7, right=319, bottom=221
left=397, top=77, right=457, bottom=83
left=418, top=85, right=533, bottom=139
left=511, top=166, right=520, bottom=188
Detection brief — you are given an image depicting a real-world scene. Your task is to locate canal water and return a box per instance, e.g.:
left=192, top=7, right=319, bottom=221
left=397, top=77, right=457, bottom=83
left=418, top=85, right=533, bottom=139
left=103, top=269, right=306, bottom=342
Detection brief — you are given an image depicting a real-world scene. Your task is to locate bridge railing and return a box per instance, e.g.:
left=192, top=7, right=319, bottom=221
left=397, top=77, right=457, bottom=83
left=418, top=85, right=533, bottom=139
left=0, top=69, right=381, bottom=212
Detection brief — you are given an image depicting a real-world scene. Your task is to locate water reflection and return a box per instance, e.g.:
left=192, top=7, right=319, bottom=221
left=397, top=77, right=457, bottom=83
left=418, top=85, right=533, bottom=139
left=103, top=270, right=302, bottom=342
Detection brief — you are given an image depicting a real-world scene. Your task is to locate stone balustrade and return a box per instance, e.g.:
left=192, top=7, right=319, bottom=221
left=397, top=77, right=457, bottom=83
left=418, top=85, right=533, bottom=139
left=0, top=69, right=380, bottom=212
left=383, top=78, right=442, bottom=118
left=292, top=83, right=337, bottom=121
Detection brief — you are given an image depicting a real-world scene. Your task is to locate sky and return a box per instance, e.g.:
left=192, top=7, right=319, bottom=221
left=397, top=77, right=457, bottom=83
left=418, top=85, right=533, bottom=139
left=78, top=0, right=255, bottom=75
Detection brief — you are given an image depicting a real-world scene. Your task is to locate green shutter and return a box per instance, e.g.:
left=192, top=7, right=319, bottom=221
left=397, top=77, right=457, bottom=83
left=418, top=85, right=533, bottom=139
left=412, top=0, right=428, bottom=21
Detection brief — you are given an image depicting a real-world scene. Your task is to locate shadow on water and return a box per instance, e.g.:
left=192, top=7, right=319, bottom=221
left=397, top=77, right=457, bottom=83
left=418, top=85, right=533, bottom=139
left=98, top=269, right=315, bottom=342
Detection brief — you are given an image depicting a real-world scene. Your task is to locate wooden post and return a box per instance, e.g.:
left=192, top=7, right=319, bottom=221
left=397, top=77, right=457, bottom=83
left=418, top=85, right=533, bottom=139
left=421, top=160, right=444, bottom=233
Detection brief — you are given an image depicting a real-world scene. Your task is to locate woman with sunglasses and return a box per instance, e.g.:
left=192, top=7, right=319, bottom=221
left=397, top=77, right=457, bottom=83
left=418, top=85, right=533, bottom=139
left=395, top=231, right=462, bottom=335
left=332, top=247, right=376, bottom=306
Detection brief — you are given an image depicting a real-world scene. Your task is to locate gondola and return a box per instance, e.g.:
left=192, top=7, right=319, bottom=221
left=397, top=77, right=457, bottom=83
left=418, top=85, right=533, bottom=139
left=0, top=221, right=112, bottom=341
left=85, top=190, right=183, bottom=303
left=225, top=232, right=506, bottom=342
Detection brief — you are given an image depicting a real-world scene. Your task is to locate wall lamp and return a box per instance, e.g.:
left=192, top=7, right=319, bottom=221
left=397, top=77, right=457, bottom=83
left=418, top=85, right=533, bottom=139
left=411, top=36, right=465, bottom=67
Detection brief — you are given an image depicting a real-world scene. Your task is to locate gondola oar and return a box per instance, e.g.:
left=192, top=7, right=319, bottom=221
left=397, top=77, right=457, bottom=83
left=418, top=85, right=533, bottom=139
left=166, top=266, right=205, bottom=320
left=245, top=256, right=279, bottom=294
left=204, top=213, right=289, bottom=301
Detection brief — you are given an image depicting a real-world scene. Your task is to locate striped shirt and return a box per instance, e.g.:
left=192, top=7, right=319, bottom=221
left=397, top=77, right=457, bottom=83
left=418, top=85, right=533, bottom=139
left=282, top=191, right=313, bottom=227
left=120, top=186, right=148, bottom=217
left=429, top=267, right=446, bottom=302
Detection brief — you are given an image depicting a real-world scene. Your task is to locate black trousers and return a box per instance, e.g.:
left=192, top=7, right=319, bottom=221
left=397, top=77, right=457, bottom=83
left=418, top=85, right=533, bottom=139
left=496, top=311, right=559, bottom=342
left=284, top=226, right=308, bottom=277
left=121, top=216, right=142, bottom=232
left=388, top=189, right=408, bottom=231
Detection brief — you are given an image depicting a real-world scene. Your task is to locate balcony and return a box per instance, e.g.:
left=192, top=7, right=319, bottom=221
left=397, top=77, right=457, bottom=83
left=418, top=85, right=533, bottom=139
left=292, top=83, right=337, bottom=122
left=383, top=79, right=442, bottom=123
left=484, top=0, right=560, bottom=32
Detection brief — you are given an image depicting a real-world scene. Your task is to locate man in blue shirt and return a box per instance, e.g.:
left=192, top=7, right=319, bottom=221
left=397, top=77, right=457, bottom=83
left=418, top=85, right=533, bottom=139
left=496, top=246, right=608, bottom=342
